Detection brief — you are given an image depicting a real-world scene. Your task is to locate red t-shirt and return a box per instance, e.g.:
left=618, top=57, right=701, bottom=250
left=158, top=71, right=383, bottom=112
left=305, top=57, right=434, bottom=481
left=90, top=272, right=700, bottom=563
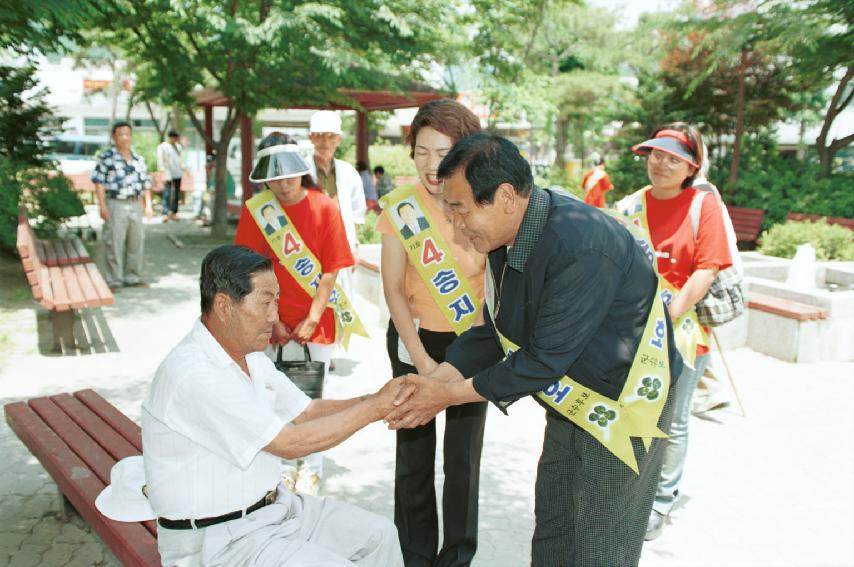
left=234, top=189, right=354, bottom=344
left=582, top=169, right=613, bottom=208
left=646, top=187, right=732, bottom=356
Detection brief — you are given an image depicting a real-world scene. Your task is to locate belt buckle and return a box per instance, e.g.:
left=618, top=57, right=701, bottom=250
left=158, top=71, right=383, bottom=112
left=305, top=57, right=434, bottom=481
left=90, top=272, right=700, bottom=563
left=264, top=489, right=277, bottom=505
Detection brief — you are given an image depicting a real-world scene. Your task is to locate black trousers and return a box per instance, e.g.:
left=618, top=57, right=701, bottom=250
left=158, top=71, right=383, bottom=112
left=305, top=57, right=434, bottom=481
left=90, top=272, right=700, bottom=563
left=387, top=320, right=488, bottom=567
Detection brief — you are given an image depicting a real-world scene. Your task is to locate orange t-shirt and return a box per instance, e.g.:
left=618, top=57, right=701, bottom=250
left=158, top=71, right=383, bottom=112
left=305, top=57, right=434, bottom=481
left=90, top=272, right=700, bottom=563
left=582, top=169, right=613, bottom=208
left=377, top=184, right=486, bottom=333
left=234, top=189, right=354, bottom=344
left=645, top=187, right=732, bottom=356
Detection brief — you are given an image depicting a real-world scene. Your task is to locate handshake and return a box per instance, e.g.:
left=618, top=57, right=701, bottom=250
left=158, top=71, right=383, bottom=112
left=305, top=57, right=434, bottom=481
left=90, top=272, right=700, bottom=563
left=368, top=363, right=468, bottom=429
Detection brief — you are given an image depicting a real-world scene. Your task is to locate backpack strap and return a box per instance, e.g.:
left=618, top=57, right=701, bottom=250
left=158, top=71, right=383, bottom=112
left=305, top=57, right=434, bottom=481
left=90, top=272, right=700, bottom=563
left=689, top=190, right=707, bottom=240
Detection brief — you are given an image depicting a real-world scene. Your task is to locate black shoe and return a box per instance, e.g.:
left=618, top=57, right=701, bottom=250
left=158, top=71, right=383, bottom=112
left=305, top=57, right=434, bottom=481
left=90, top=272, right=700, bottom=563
left=645, top=510, right=668, bottom=541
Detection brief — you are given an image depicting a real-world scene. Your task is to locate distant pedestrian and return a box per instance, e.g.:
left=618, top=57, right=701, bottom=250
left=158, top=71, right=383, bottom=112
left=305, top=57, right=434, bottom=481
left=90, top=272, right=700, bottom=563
left=357, top=160, right=380, bottom=212
left=92, top=121, right=153, bottom=290
left=156, top=130, right=185, bottom=221
left=581, top=154, right=613, bottom=208
left=374, top=165, right=394, bottom=199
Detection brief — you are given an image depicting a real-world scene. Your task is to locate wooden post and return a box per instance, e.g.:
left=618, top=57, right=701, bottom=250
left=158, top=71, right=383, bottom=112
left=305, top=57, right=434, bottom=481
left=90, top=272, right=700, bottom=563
left=356, top=111, right=369, bottom=166
left=204, top=105, right=214, bottom=156
left=240, top=113, right=253, bottom=205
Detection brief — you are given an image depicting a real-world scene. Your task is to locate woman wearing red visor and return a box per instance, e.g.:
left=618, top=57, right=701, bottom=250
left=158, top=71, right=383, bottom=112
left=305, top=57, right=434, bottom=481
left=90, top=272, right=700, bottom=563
left=616, top=123, right=732, bottom=540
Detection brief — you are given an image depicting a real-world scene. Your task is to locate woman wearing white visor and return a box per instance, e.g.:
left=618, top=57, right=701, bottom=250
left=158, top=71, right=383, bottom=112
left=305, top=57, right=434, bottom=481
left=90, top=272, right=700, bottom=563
left=235, top=132, right=354, bottom=495
left=617, top=123, right=732, bottom=540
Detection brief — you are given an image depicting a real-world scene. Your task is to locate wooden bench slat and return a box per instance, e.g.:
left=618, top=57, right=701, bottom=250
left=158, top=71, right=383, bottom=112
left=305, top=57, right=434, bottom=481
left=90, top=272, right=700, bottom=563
left=86, top=263, right=115, bottom=306
left=29, top=397, right=119, bottom=485
left=747, top=292, right=829, bottom=321
left=16, top=222, right=31, bottom=259
left=50, top=393, right=140, bottom=463
left=49, top=239, right=71, bottom=266
left=48, top=265, right=72, bottom=311
left=60, top=265, right=87, bottom=310
left=69, top=391, right=157, bottom=538
left=5, top=402, right=160, bottom=567
left=73, top=263, right=102, bottom=307
left=75, top=390, right=143, bottom=452
left=42, top=239, right=60, bottom=267
left=38, top=266, right=53, bottom=309
left=70, top=236, right=92, bottom=263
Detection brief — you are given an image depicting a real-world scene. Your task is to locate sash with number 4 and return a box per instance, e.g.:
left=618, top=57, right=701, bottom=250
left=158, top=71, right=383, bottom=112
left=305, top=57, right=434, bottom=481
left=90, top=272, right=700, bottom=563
left=247, top=190, right=368, bottom=349
left=379, top=184, right=479, bottom=334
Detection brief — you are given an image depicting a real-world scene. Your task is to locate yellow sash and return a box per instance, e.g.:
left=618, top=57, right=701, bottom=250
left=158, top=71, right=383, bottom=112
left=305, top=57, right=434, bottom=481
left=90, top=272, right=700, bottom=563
left=379, top=185, right=480, bottom=334
left=616, top=188, right=707, bottom=368
left=246, top=190, right=368, bottom=349
left=484, top=218, right=671, bottom=473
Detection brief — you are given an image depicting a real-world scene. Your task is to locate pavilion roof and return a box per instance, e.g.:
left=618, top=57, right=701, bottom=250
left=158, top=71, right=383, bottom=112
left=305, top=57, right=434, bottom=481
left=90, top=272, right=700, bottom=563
left=191, top=85, right=450, bottom=112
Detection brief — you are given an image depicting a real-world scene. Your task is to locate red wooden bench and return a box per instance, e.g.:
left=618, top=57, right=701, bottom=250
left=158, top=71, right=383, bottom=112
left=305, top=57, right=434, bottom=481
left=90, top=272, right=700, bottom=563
left=4, top=389, right=160, bottom=566
left=727, top=206, right=766, bottom=249
left=747, top=292, right=829, bottom=321
left=784, top=213, right=854, bottom=235
left=16, top=210, right=114, bottom=350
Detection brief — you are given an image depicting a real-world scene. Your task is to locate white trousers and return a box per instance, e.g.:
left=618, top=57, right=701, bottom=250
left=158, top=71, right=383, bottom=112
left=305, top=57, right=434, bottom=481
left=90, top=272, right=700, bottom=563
left=157, top=486, right=403, bottom=566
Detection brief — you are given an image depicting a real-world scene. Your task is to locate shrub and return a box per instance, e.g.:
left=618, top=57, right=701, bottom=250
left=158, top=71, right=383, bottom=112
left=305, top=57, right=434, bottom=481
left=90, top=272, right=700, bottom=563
left=357, top=210, right=382, bottom=244
left=341, top=143, right=417, bottom=179
left=759, top=220, right=854, bottom=261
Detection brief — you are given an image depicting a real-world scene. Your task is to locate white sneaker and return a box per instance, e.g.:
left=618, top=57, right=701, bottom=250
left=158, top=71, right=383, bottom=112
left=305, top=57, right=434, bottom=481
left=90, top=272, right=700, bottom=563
left=692, top=390, right=730, bottom=415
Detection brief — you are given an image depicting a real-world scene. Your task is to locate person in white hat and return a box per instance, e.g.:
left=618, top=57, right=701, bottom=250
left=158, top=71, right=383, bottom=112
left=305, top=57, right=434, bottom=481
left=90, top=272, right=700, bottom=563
left=308, top=110, right=366, bottom=266
left=234, top=132, right=356, bottom=495
left=142, top=244, right=405, bottom=566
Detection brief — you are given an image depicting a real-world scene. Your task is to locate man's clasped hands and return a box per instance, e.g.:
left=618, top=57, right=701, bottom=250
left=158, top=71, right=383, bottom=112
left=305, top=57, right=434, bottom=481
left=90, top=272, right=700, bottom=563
left=376, top=362, right=466, bottom=430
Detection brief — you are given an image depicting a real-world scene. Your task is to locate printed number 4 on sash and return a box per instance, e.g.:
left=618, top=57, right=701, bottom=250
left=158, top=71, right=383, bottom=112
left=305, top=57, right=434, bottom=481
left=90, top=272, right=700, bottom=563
left=421, top=237, right=444, bottom=266
left=283, top=232, right=302, bottom=256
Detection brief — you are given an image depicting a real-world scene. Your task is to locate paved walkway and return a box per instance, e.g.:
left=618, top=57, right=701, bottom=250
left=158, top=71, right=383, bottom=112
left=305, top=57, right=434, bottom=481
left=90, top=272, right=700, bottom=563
left=1, top=212, right=852, bottom=566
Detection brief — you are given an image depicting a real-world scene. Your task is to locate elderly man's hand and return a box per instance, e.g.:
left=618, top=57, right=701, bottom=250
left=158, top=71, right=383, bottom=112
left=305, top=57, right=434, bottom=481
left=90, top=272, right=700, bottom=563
left=385, top=374, right=451, bottom=430
left=369, top=377, right=405, bottom=420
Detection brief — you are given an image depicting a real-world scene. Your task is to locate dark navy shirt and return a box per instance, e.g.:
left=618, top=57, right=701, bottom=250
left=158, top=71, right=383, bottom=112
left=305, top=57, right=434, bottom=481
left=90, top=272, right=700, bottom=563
left=446, top=187, right=682, bottom=414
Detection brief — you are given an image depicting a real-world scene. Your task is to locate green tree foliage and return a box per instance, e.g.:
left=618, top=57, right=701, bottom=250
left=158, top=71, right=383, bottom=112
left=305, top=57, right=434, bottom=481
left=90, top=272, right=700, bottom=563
left=94, top=0, right=450, bottom=238
left=0, top=0, right=102, bottom=53
left=0, top=66, right=82, bottom=253
left=687, top=0, right=854, bottom=179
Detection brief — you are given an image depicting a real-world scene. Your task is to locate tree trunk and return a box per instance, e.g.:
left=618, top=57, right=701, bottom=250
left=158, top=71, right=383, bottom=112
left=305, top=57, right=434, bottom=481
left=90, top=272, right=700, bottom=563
left=553, top=117, right=569, bottom=172
left=727, top=47, right=748, bottom=194
left=183, top=103, right=239, bottom=240
left=815, top=64, right=854, bottom=179
left=211, top=140, right=231, bottom=239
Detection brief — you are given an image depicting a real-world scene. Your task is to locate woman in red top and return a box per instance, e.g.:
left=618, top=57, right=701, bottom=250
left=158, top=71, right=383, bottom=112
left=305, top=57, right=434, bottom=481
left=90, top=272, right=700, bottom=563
left=234, top=132, right=354, bottom=494
left=620, top=123, right=732, bottom=541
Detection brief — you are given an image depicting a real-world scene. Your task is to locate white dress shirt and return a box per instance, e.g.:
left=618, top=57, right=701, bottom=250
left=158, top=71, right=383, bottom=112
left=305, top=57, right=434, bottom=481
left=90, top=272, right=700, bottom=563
left=142, top=319, right=310, bottom=520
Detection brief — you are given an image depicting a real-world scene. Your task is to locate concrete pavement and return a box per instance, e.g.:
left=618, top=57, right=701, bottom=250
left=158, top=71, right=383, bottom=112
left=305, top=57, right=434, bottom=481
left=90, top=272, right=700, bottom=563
left=0, top=214, right=852, bottom=566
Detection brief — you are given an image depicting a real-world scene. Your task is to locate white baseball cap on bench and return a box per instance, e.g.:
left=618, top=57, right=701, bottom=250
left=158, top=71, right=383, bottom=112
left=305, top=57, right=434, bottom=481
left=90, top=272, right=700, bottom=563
left=95, top=456, right=155, bottom=522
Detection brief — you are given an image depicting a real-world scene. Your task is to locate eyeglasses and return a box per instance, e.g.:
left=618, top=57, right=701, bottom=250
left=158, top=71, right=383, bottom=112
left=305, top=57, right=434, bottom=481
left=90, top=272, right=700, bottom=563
left=647, top=149, right=687, bottom=169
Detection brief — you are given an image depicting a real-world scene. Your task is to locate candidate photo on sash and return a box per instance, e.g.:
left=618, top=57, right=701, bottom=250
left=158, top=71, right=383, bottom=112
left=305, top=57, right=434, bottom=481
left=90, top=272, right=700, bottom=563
left=257, top=201, right=288, bottom=235
left=394, top=199, right=429, bottom=239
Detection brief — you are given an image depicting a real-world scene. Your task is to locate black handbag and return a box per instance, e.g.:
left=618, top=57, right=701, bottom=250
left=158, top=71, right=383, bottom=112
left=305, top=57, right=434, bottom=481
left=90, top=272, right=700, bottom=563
left=275, top=345, right=325, bottom=399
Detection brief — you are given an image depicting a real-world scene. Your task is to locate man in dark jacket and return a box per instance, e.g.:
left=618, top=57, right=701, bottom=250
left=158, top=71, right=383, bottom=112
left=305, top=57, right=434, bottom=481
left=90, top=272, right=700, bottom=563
left=386, top=133, right=682, bottom=567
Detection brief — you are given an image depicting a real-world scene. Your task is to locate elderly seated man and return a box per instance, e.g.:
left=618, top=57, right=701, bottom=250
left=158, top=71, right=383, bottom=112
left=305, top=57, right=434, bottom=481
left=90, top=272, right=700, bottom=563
left=142, top=245, right=404, bottom=566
